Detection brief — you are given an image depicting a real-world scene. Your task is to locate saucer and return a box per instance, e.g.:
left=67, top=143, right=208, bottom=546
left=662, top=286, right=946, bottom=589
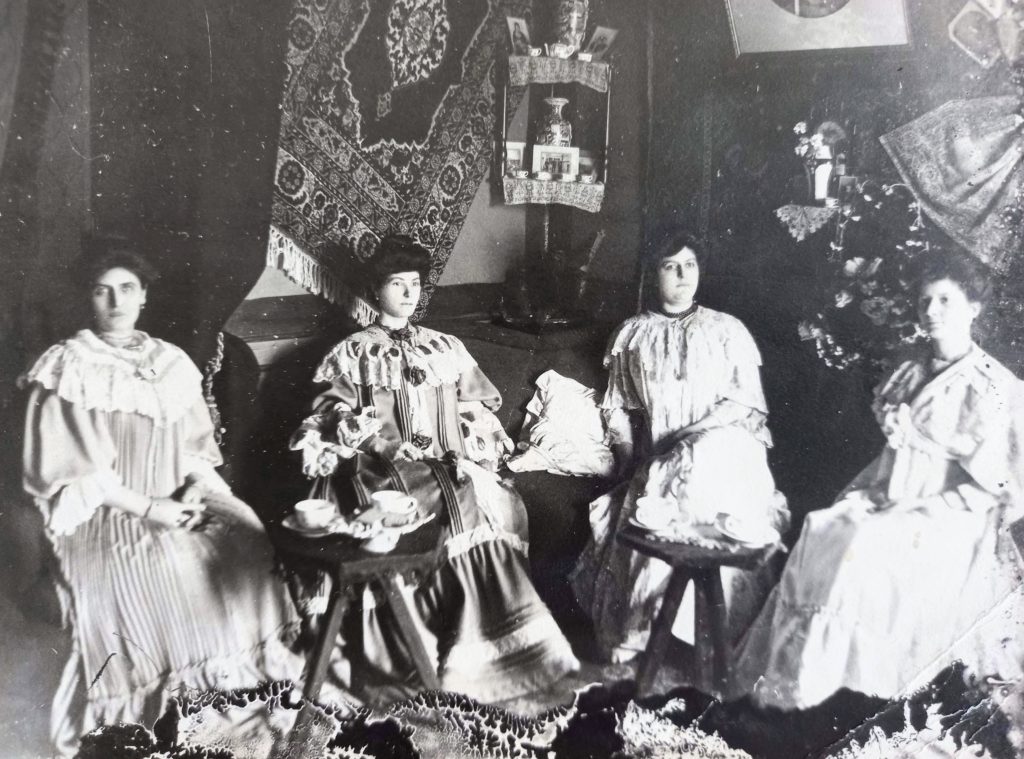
left=282, top=514, right=342, bottom=537
left=715, top=515, right=779, bottom=546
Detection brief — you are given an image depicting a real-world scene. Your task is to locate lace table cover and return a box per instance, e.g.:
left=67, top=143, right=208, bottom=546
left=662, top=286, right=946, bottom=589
left=508, top=55, right=610, bottom=92
left=502, top=177, right=605, bottom=212
left=775, top=203, right=838, bottom=242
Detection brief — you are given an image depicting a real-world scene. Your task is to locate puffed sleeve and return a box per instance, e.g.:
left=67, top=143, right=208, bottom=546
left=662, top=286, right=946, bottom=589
left=718, top=317, right=768, bottom=415
left=289, top=373, right=385, bottom=476
left=180, top=394, right=229, bottom=493
left=23, top=386, right=121, bottom=535
left=456, top=363, right=502, bottom=410
left=457, top=364, right=512, bottom=466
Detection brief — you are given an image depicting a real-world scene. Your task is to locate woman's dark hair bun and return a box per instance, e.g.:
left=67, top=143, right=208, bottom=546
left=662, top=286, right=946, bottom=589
left=78, top=237, right=160, bottom=289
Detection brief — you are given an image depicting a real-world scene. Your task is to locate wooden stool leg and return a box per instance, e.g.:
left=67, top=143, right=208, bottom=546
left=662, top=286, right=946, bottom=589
left=693, top=571, right=713, bottom=693
left=302, top=575, right=349, bottom=702
left=380, top=571, right=441, bottom=691
left=694, top=569, right=730, bottom=696
left=637, top=567, right=691, bottom=697
left=707, top=568, right=730, bottom=695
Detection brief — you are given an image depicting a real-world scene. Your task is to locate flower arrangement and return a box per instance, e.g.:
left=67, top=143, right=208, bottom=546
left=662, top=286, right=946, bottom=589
left=797, top=180, right=941, bottom=373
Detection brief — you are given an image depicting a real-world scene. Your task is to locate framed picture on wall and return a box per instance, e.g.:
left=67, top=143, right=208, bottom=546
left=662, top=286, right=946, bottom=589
left=504, top=141, right=526, bottom=175
left=531, top=145, right=579, bottom=176
left=724, top=0, right=911, bottom=56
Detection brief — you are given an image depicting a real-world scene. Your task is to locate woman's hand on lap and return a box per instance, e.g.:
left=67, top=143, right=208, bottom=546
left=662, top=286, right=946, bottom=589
left=145, top=497, right=209, bottom=530
left=394, top=442, right=425, bottom=461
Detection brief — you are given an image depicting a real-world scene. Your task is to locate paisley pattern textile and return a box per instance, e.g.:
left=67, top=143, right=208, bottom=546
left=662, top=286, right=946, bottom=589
left=268, top=0, right=530, bottom=322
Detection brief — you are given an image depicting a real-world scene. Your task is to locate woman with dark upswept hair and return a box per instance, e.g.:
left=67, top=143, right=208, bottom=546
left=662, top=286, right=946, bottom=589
left=290, top=234, right=578, bottom=701
left=571, top=229, right=788, bottom=664
left=732, top=250, right=1024, bottom=708
left=22, top=243, right=312, bottom=755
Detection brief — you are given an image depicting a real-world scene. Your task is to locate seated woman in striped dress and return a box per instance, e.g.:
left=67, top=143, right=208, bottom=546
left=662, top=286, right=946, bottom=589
left=22, top=244, right=312, bottom=755
left=290, top=234, right=579, bottom=702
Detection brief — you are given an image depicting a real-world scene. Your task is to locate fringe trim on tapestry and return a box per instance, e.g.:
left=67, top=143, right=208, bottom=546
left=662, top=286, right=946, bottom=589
left=266, top=225, right=378, bottom=327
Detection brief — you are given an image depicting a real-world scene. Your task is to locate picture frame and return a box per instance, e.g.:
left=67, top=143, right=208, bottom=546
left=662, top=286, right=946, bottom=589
left=506, top=16, right=531, bottom=56
left=948, top=0, right=1003, bottom=68
left=583, top=26, right=618, bottom=61
left=531, top=145, right=580, bottom=176
left=504, top=141, right=526, bottom=175
left=724, top=0, right=910, bottom=56
left=578, top=149, right=601, bottom=179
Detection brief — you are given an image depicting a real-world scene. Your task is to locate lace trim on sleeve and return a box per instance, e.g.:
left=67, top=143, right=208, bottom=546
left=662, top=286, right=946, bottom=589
left=41, top=469, right=121, bottom=536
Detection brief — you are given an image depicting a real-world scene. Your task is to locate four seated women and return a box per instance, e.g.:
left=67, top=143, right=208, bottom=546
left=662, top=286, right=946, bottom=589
left=21, top=233, right=1024, bottom=753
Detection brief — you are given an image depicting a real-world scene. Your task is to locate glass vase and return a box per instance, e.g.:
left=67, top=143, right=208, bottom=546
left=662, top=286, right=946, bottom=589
left=554, top=0, right=588, bottom=51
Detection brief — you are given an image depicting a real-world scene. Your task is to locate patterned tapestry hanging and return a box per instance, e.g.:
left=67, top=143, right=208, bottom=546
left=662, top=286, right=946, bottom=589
left=267, top=0, right=531, bottom=324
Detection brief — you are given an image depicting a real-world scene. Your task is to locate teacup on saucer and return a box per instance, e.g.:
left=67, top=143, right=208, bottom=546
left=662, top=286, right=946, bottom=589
left=371, top=490, right=418, bottom=526
left=634, top=496, right=689, bottom=531
left=293, top=499, right=337, bottom=530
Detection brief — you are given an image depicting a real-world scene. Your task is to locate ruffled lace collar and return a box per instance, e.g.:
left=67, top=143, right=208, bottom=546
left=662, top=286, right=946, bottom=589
left=22, top=330, right=202, bottom=426
left=315, top=324, right=477, bottom=391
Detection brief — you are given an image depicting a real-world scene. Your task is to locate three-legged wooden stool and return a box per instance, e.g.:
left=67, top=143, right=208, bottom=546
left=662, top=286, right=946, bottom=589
left=275, top=522, right=445, bottom=701
left=617, top=526, right=777, bottom=697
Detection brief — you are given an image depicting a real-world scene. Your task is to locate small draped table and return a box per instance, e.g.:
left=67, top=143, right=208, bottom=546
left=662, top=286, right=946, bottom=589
left=617, top=525, right=779, bottom=697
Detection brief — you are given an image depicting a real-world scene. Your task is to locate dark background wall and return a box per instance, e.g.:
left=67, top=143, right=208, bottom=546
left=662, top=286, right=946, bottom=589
left=646, top=0, right=1018, bottom=525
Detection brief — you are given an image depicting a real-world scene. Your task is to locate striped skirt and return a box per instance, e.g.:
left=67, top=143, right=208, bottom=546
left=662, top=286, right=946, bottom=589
left=48, top=504, right=303, bottom=754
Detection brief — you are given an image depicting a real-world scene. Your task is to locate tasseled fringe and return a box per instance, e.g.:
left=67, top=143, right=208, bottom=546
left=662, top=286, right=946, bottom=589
left=266, top=226, right=379, bottom=327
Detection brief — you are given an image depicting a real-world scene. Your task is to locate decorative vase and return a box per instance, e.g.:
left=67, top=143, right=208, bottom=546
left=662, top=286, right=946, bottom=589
left=554, top=0, right=588, bottom=51
left=535, top=97, right=572, bottom=147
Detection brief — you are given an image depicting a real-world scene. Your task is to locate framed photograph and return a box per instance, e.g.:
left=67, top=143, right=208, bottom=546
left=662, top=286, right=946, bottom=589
left=724, top=0, right=910, bottom=56
left=531, top=145, right=580, bottom=176
left=578, top=149, right=602, bottom=178
left=504, top=141, right=526, bottom=175
left=583, top=26, right=618, bottom=61
left=506, top=16, right=531, bottom=56
left=948, top=0, right=1002, bottom=68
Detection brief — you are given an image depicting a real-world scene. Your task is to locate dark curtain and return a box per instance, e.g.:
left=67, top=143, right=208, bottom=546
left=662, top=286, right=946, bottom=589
left=88, top=0, right=293, bottom=365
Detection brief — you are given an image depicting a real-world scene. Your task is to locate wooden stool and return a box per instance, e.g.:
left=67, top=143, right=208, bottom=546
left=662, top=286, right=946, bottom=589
left=275, top=521, right=445, bottom=701
left=617, top=526, right=776, bottom=697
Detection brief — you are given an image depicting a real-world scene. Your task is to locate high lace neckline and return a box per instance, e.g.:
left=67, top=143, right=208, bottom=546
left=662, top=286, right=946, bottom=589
left=377, top=322, right=415, bottom=343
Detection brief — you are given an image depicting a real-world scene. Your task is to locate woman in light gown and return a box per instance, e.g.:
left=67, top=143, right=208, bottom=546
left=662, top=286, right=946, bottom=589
left=731, top=251, right=1024, bottom=708
left=22, top=246, right=310, bottom=755
left=290, top=234, right=578, bottom=702
left=570, top=230, right=787, bottom=664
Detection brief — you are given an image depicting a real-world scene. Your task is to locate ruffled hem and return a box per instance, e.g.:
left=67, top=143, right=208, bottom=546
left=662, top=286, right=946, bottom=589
left=314, top=326, right=478, bottom=391
left=55, top=624, right=308, bottom=756
left=22, top=331, right=203, bottom=427
left=747, top=586, right=1024, bottom=710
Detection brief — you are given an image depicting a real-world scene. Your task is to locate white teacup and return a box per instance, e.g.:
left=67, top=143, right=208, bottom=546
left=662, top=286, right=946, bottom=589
left=634, top=496, right=687, bottom=531
left=294, top=499, right=337, bottom=530
left=371, top=490, right=418, bottom=526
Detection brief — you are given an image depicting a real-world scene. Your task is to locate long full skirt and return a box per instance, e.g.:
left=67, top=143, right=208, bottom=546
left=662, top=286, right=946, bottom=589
left=570, top=427, right=781, bottom=663
left=50, top=497, right=305, bottom=754
left=731, top=494, right=1024, bottom=709
left=313, top=458, right=579, bottom=702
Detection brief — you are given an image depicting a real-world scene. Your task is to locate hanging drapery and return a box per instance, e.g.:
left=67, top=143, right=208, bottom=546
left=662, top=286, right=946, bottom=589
left=267, top=0, right=530, bottom=323
left=880, top=96, right=1024, bottom=274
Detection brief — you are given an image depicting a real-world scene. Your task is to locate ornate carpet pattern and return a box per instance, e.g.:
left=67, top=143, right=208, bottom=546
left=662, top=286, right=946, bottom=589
left=267, top=0, right=530, bottom=323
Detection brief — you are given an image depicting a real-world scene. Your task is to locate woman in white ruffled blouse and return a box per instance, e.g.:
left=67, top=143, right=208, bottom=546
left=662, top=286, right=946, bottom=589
left=290, top=234, right=577, bottom=702
left=571, top=230, right=787, bottom=664
left=22, top=246, right=307, bottom=755
left=731, top=251, right=1024, bottom=708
